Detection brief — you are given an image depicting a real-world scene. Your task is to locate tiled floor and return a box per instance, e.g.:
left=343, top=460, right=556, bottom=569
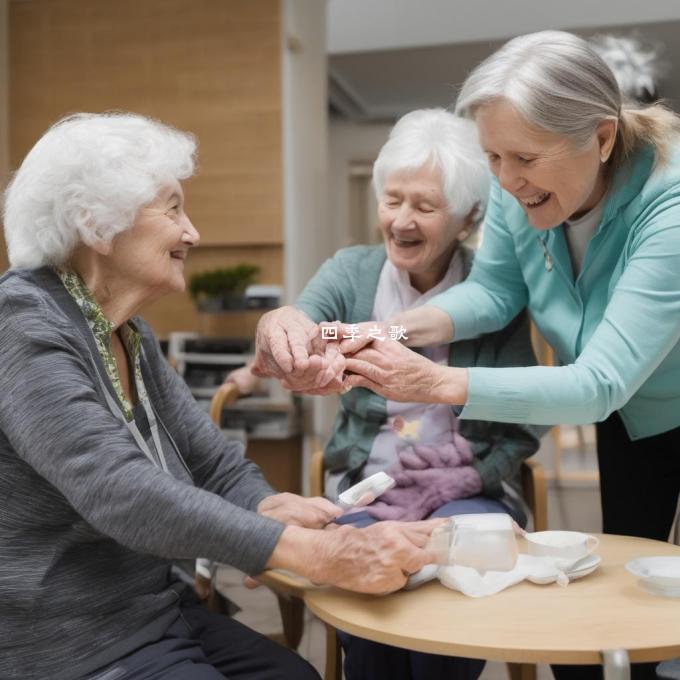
left=216, top=428, right=603, bottom=679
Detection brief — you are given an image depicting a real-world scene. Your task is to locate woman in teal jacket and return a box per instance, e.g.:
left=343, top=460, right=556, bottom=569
left=342, top=31, right=680, bottom=680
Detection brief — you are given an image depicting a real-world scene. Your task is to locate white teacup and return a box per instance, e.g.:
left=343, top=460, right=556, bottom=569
left=526, top=530, right=599, bottom=561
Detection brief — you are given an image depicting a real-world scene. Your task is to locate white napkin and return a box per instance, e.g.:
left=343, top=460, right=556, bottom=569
left=439, top=554, right=591, bottom=597
left=406, top=554, right=589, bottom=597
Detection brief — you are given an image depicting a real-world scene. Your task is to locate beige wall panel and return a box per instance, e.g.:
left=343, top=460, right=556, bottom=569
left=185, top=170, right=282, bottom=245
left=140, top=244, right=283, bottom=338
left=9, top=0, right=282, bottom=247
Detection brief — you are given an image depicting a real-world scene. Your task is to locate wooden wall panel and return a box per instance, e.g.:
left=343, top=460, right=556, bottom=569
left=9, top=0, right=283, bottom=333
left=10, top=0, right=282, bottom=246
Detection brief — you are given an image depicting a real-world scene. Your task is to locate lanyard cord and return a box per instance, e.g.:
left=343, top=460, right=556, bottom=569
left=96, top=369, right=169, bottom=473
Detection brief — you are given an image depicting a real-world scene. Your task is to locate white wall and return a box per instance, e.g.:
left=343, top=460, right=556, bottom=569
left=281, top=0, right=329, bottom=302
left=302, top=118, right=393, bottom=441
left=328, top=118, right=391, bottom=250
left=328, top=0, right=680, bottom=54
left=281, top=0, right=334, bottom=465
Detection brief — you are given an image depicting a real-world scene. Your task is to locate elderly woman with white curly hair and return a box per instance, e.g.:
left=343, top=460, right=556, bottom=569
left=0, top=112, right=442, bottom=680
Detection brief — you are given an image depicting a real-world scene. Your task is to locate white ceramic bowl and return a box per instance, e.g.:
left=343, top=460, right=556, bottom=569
left=625, top=556, right=680, bottom=589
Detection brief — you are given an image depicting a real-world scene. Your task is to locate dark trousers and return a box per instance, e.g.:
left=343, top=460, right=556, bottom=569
left=86, top=602, right=320, bottom=680
left=552, top=412, right=680, bottom=680
left=340, top=634, right=484, bottom=680
left=338, top=495, right=521, bottom=680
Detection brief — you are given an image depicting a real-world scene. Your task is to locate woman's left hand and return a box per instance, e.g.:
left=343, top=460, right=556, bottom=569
left=257, top=492, right=343, bottom=529
left=342, top=337, right=469, bottom=404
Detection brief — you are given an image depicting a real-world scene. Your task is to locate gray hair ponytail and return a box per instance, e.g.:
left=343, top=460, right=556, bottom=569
left=455, top=30, right=680, bottom=168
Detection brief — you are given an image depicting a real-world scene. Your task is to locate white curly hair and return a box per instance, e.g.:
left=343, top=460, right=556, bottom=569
left=3, top=112, right=197, bottom=268
left=372, top=108, right=490, bottom=225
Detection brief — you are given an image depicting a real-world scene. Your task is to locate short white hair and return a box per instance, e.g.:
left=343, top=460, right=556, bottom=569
left=372, top=108, right=490, bottom=223
left=4, top=112, right=197, bottom=268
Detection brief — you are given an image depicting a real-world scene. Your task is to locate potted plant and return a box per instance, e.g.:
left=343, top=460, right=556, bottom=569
left=188, top=264, right=260, bottom=312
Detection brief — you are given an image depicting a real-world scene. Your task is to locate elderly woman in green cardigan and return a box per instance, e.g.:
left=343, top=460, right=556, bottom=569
left=249, top=108, right=542, bottom=680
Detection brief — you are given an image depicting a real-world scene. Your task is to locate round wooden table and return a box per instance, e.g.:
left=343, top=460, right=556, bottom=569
left=304, top=535, right=680, bottom=678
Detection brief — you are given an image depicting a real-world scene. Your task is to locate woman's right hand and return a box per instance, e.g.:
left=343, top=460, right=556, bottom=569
left=266, top=519, right=443, bottom=595
left=251, top=306, right=345, bottom=392
left=223, top=364, right=262, bottom=396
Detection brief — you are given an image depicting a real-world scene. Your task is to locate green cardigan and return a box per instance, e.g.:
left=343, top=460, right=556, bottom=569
left=296, top=245, right=542, bottom=496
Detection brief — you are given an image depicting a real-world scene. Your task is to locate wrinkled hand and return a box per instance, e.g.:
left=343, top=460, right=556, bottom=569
left=279, top=338, right=347, bottom=395
left=309, top=519, right=444, bottom=594
left=324, top=321, right=392, bottom=355
left=257, top=492, right=343, bottom=529
left=251, top=307, right=346, bottom=392
left=342, top=336, right=466, bottom=403
left=223, top=364, right=262, bottom=396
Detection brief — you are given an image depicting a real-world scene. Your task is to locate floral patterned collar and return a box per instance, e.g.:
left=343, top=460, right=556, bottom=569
left=56, top=269, right=145, bottom=421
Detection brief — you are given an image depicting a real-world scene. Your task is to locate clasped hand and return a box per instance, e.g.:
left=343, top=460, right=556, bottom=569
left=251, top=307, right=347, bottom=395
left=252, top=308, right=454, bottom=403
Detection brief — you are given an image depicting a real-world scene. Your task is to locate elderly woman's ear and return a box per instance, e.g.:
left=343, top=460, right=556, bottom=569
left=597, top=118, right=618, bottom=163
left=90, top=238, right=114, bottom=256
left=457, top=202, right=482, bottom=243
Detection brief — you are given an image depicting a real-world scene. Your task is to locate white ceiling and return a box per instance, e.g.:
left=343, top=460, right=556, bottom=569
left=328, top=0, right=680, bottom=54
left=327, top=3, right=680, bottom=121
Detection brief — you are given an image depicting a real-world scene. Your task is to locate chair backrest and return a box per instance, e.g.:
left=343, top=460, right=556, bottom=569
left=209, top=382, right=240, bottom=425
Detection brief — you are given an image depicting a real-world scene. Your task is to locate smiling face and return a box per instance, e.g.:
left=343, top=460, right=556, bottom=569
left=476, top=98, right=616, bottom=229
left=378, top=164, right=472, bottom=293
left=107, top=179, right=200, bottom=297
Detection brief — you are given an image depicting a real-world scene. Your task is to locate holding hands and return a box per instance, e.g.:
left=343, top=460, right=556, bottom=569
left=342, top=334, right=464, bottom=404
left=251, top=309, right=469, bottom=405
left=250, top=306, right=346, bottom=394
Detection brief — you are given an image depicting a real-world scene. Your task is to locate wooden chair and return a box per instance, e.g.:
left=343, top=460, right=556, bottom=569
left=207, top=383, right=305, bottom=649
left=210, top=384, right=548, bottom=679
left=530, top=324, right=595, bottom=483
left=209, top=381, right=241, bottom=425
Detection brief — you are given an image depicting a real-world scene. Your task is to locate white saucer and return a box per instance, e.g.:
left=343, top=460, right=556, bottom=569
left=567, top=553, right=601, bottom=580
left=526, top=553, right=601, bottom=585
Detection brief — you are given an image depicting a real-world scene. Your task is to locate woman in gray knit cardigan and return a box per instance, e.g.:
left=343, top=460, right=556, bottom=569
left=0, top=112, right=441, bottom=680
left=251, top=108, right=543, bottom=680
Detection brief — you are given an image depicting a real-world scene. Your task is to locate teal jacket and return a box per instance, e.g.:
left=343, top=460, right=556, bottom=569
left=296, top=245, right=541, bottom=496
left=430, top=146, right=680, bottom=440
